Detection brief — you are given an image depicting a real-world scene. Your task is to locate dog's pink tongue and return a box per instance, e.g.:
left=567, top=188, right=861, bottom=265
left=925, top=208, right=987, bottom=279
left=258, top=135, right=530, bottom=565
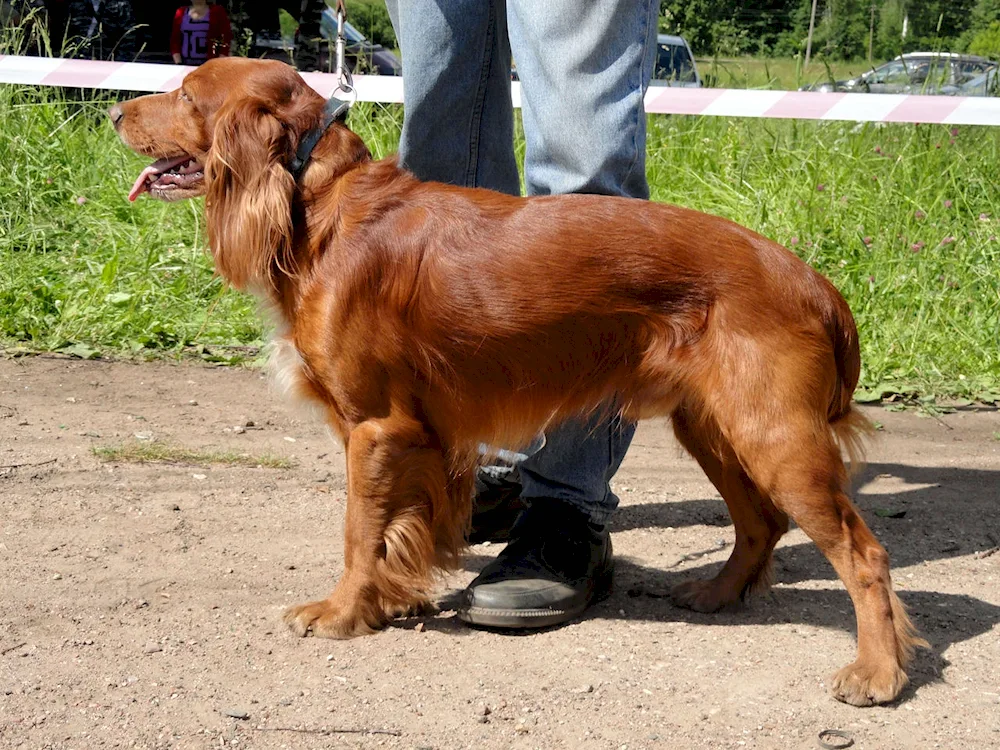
left=127, top=156, right=186, bottom=202
left=128, top=166, right=157, bottom=202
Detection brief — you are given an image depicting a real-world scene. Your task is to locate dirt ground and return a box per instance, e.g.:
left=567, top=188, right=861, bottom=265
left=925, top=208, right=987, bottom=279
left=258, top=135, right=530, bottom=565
left=1, top=355, right=998, bottom=750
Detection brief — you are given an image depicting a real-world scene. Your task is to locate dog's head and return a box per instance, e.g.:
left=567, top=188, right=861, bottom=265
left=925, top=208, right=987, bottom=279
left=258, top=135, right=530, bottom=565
left=110, top=58, right=368, bottom=290
left=110, top=57, right=326, bottom=203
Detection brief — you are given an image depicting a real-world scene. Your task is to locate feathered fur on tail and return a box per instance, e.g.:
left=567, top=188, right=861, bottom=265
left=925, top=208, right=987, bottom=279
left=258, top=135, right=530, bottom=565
left=824, top=280, right=877, bottom=475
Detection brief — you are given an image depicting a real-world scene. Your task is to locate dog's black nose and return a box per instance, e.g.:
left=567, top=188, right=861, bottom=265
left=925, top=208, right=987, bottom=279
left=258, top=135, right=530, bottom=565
left=108, top=104, right=124, bottom=127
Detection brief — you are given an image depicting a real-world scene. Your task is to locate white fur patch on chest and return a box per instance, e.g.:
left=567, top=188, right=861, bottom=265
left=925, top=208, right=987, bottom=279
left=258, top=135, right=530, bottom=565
left=261, top=296, right=328, bottom=419
left=268, top=333, right=308, bottom=401
left=264, top=336, right=347, bottom=463
left=267, top=333, right=333, bottom=425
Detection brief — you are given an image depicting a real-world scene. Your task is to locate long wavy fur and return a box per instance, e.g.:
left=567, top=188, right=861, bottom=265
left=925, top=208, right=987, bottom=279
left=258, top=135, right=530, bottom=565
left=205, top=97, right=296, bottom=291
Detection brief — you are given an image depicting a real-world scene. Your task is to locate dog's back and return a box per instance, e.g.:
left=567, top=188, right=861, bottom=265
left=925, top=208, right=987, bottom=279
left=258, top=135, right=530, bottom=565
left=305, top=178, right=866, bottom=456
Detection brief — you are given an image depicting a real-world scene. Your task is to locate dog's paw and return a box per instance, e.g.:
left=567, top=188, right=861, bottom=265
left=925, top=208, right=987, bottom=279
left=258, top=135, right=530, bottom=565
left=831, top=660, right=908, bottom=706
left=283, top=598, right=381, bottom=639
left=670, top=579, right=738, bottom=613
left=389, top=600, right=435, bottom=619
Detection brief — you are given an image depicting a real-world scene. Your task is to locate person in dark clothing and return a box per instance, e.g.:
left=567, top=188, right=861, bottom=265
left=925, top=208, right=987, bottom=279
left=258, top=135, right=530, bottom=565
left=1, top=0, right=46, bottom=27
left=237, top=0, right=325, bottom=70
left=64, top=0, right=137, bottom=61
left=1, top=0, right=47, bottom=54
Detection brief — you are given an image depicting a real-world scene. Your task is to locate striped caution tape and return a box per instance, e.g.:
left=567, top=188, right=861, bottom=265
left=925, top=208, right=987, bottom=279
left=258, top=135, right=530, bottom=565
left=2, top=54, right=998, bottom=126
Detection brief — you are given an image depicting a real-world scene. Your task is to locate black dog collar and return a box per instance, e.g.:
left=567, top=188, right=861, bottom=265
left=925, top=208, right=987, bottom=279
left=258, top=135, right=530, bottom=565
left=289, top=96, right=352, bottom=180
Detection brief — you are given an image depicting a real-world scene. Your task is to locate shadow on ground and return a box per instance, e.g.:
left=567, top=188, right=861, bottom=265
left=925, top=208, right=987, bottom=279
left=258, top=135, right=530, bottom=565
left=427, top=461, right=1000, bottom=699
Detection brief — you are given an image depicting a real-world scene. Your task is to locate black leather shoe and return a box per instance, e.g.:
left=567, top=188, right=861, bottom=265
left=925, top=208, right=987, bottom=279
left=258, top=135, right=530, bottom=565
left=458, top=500, right=613, bottom=629
left=468, top=473, right=526, bottom=544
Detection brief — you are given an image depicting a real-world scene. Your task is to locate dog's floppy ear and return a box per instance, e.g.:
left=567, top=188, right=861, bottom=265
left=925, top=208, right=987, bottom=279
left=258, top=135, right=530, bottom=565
left=205, top=96, right=296, bottom=291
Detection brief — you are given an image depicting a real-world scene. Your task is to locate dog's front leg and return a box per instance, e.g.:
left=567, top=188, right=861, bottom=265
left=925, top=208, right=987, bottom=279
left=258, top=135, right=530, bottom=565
left=284, top=415, right=445, bottom=638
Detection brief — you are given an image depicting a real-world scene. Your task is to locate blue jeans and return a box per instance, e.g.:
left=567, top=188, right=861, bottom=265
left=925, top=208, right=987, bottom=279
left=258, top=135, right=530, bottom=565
left=385, top=0, right=656, bottom=524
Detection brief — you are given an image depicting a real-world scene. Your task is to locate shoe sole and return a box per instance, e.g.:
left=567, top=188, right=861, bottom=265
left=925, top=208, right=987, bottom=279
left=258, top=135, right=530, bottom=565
left=457, top=564, right=614, bottom=630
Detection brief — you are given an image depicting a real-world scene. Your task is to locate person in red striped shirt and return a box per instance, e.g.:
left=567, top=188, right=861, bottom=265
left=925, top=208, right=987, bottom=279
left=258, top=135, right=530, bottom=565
left=170, top=0, right=231, bottom=66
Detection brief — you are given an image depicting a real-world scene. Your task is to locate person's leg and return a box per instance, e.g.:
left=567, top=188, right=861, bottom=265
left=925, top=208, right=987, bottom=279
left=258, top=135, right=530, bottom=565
left=460, top=409, right=634, bottom=629
left=518, top=410, right=635, bottom=525
left=510, top=0, right=658, bottom=199
left=385, top=0, right=525, bottom=541
left=506, top=0, right=657, bottom=522
left=384, top=0, right=519, bottom=194
left=293, top=0, right=326, bottom=72
left=459, top=0, right=658, bottom=629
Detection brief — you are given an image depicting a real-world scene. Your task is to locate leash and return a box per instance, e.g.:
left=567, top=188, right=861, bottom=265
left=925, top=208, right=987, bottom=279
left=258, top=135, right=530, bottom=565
left=331, top=2, right=356, bottom=103
left=289, top=3, right=355, bottom=181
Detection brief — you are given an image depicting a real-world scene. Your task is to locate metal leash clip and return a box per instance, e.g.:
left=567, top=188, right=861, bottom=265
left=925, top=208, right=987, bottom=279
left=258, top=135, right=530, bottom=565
left=333, top=6, right=356, bottom=105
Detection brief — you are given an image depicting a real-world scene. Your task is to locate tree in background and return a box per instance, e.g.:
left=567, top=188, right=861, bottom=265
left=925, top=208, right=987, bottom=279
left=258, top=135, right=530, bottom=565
left=966, top=0, right=1000, bottom=56
left=344, top=0, right=395, bottom=49
left=657, top=0, right=997, bottom=59
left=822, top=0, right=870, bottom=59
left=904, top=0, right=977, bottom=49
left=659, top=0, right=717, bottom=54
left=968, top=21, right=1000, bottom=57
left=971, top=0, right=1000, bottom=29
left=875, top=0, right=905, bottom=60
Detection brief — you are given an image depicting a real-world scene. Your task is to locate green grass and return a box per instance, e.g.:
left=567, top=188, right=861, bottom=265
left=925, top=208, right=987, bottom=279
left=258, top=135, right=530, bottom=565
left=0, top=86, right=262, bottom=356
left=92, top=441, right=294, bottom=469
left=1, top=84, right=999, bottom=400
left=697, top=56, right=864, bottom=90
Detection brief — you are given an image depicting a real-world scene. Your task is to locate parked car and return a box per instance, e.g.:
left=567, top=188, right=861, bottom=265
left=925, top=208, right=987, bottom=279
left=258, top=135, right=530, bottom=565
left=939, top=65, right=999, bottom=96
left=803, top=53, right=995, bottom=94
left=651, top=34, right=701, bottom=87
left=251, top=11, right=401, bottom=76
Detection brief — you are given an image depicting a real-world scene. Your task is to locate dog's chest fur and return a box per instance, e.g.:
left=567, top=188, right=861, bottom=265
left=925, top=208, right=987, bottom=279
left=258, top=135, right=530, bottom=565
left=265, top=302, right=330, bottom=425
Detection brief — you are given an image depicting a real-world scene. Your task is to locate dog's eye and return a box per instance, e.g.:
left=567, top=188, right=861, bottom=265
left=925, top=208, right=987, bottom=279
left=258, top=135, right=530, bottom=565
left=179, top=90, right=191, bottom=103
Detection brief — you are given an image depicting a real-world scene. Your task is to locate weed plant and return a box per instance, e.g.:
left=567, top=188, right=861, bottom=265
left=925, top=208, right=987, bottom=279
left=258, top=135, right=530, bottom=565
left=92, top=441, right=294, bottom=468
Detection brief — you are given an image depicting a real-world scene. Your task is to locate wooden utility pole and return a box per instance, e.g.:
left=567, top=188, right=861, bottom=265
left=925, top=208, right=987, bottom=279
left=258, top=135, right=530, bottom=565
left=868, top=4, right=875, bottom=63
left=805, top=0, right=819, bottom=67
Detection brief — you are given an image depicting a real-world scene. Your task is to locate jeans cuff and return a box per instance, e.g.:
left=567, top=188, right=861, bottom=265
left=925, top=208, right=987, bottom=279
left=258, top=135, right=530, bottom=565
left=524, top=492, right=620, bottom=527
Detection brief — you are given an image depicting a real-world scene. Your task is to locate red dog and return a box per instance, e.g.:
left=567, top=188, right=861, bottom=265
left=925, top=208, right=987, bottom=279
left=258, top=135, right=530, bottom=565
left=111, top=58, right=925, bottom=706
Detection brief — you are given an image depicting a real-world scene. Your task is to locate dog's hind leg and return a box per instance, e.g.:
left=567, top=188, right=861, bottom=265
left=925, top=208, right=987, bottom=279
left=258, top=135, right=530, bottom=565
left=284, top=413, right=454, bottom=638
left=670, top=407, right=789, bottom=612
left=719, top=408, right=925, bottom=706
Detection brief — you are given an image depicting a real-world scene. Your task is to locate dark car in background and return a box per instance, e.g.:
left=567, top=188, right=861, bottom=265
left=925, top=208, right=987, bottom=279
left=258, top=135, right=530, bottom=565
left=804, top=52, right=996, bottom=94
left=651, top=34, right=701, bottom=87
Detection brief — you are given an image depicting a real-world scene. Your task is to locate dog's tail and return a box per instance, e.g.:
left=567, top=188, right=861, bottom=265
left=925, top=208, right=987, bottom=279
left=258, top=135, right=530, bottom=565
left=824, top=284, right=876, bottom=473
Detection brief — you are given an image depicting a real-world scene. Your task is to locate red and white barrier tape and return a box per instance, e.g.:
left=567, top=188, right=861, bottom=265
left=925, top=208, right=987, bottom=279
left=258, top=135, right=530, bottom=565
left=2, top=54, right=999, bottom=126
left=644, top=86, right=1000, bottom=126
